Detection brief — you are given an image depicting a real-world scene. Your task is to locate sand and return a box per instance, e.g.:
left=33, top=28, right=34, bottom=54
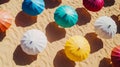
left=0, top=0, right=120, bottom=67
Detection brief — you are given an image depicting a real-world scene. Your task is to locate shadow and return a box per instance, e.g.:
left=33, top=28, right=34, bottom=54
left=104, top=0, right=115, bottom=7
left=99, top=58, right=112, bottom=67
left=45, top=22, right=66, bottom=43
left=13, top=45, right=37, bottom=65
left=0, top=0, right=9, bottom=4
left=111, top=15, right=120, bottom=33
left=15, top=11, right=37, bottom=27
left=53, top=49, right=75, bottom=67
left=85, top=33, right=103, bottom=53
left=76, top=8, right=91, bottom=26
left=0, top=32, right=6, bottom=41
left=44, top=0, right=61, bottom=9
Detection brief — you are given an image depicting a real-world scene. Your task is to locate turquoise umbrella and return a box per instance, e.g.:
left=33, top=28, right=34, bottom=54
left=54, top=5, right=78, bottom=28
left=22, top=0, right=45, bottom=16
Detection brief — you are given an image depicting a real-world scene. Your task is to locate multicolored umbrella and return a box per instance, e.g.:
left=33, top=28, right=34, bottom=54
left=20, top=29, right=47, bottom=55
left=54, top=5, right=78, bottom=28
left=0, top=10, right=12, bottom=32
left=64, top=35, right=90, bottom=61
left=22, top=0, right=45, bottom=16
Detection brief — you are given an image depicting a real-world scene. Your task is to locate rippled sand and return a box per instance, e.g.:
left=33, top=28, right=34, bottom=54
left=0, top=0, right=120, bottom=67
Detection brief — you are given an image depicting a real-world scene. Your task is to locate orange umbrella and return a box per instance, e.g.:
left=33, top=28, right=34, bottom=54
left=0, top=10, right=12, bottom=32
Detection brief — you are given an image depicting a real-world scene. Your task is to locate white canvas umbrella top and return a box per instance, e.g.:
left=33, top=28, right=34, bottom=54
left=20, top=29, right=47, bottom=55
left=94, top=16, right=117, bottom=39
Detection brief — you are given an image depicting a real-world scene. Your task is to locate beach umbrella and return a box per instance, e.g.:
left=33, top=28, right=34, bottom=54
left=20, top=29, right=47, bottom=55
left=0, top=10, right=12, bottom=32
left=83, top=0, right=104, bottom=12
left=94, top=16, right=117, bottom=39
left=111, top=45, right=120, bottom=67
left=54, top=5, right=78, bottom=28
left=22, top=0, right=45, bottom=16
left=64, top=35, right=90, bottom=61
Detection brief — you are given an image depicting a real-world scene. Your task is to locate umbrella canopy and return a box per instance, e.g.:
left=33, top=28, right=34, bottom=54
left=20, top=29, right=47, bottom=55
left=83, top=0, right=104, bottom=12
left=111, top=45, right=120, bottom=67
left=0, top=10, right=12, bottom=32
left=94, top=16, right=117, bottom=39
left=22, top=0, right=45, bottom=16
left=54, top=5, right=78, bottom=28
left=64, top=35, right=90, bottom=61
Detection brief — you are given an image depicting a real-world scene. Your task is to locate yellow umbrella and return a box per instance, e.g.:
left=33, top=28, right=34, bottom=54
left=64, top=35, right=90, bottom=61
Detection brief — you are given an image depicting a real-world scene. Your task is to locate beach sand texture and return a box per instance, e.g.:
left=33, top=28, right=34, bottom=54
left=0, top=0, right=120, bottom=67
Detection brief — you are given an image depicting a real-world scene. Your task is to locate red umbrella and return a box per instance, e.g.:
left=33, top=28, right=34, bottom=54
left=83, top=0, right=104, bottom=12
left=0, top=10, right=12, bottom=32
left=111, top=46, right=120, bottom=67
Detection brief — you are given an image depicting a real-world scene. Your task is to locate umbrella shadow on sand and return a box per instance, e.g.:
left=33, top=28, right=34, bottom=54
left=15, top=11, right=37, bottom=27
left=53, top=49, right=75, bottom=67
left=99, top=58, right=112, bottom=67
left=44, top=0, right=61, bottom=9
left=111, top=15, right=120, bottom=34
left=45, top=22, right=66, bottom=43
left=0, top=0, right=9, bottom=4
left=85, top=33, right=103, bottom=53
left=76, top=7, right=91, bottom=26
left=104, top=0, right=115, bottom=7
left=0, top=32, right=6, bottom=41
left=13, top=45, right=37, bottom=65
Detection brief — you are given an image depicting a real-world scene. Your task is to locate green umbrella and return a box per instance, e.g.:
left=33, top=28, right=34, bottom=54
left=54, top=5, right=78, bottom=28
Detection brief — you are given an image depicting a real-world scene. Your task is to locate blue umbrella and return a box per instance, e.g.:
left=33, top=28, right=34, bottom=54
left=22, top=0, right=45, bottom=16
left=54, top=5, right=78, bottom=28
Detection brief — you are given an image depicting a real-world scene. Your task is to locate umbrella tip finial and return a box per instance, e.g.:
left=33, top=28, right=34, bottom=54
left=30, top=41, right=33, bottom=44
left=108, top=25, right=111, bottom=28
left=77, top=47, right=80, bottom=51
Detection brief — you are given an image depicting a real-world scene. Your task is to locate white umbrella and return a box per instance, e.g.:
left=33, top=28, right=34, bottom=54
left=20, top=29, right=47, bottom=55
left=94, top=16, right=117, bottom=39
